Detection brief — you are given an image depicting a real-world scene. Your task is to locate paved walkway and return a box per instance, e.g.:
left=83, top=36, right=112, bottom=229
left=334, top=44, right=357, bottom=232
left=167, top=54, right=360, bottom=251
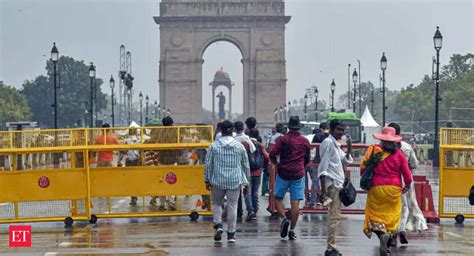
left=1, top=165, right=473, bottom=255
left=0, top=214, right=473, bottom=255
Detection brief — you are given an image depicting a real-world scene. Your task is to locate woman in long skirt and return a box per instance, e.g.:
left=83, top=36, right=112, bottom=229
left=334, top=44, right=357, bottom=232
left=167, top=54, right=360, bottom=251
left=360, top=127, right=412, bottom=255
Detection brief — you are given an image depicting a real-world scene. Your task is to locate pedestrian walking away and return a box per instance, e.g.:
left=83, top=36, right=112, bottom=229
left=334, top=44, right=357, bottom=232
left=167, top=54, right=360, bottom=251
left=270, top=116, right=310, bottom=241
left=242, top=128, right=269, bottom=221
left=318, top=120, right=353, bottom=256
left=360, top=126, right=413, bottom=256
left=308, top=121, right=330, bottom=208
left=205, top=120, right=250, bottom=243
left=388, top=123, right=427, bottom=246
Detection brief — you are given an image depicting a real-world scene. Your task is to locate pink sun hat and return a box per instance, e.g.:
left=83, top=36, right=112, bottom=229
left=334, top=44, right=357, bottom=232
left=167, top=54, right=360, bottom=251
left=373, top=126, right=403, bottom=142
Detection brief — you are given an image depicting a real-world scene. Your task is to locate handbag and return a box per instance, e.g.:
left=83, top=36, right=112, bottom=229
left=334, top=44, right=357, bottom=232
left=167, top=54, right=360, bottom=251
left=360, top=146, right=382, bottom=190
left=339, top=179, right=357, bottom=207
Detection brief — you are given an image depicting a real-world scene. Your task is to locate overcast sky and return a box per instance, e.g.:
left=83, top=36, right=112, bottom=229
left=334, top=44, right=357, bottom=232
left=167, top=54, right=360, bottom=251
left=1, top=0, right=473, bottom=113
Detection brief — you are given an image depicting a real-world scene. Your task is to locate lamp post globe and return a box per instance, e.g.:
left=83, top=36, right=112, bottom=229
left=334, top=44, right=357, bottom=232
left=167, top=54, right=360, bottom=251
left=433, top=26, right=443, bottom=51
left=352, top=69, right=358, bottom=113
left=51, top=43, right=59, bottom=63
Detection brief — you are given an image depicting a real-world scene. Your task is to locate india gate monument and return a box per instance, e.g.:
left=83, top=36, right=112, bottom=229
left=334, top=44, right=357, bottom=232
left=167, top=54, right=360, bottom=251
left=154, top=0, right=291, bottom=123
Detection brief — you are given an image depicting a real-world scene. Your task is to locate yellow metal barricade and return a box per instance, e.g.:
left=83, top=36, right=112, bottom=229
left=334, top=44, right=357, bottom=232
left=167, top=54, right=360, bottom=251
left=0, top=125, right=214, bottom=225
left=439, top=128, right=474, bottom=221
left=0, top=128, right=90, bottom=225
left=86, top=125, right=213, bottom=221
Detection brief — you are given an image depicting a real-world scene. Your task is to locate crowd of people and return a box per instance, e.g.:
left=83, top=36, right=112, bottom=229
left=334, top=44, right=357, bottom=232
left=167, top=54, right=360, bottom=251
left=204, top=115, right=427, bottom=256
left=90, top=115, right=426, bottom=255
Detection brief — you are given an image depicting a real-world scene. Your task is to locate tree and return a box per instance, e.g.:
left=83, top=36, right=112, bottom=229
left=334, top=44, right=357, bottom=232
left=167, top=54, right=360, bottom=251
left=393, top=53, right=474, bottom=131
left=0, top=81, right=32, bottom=129
left=22, top=56, right=106, bottom=128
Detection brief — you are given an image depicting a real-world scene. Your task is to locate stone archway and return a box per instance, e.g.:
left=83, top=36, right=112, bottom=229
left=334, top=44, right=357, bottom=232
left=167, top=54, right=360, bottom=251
left=154, top=0, right=291, bottom=124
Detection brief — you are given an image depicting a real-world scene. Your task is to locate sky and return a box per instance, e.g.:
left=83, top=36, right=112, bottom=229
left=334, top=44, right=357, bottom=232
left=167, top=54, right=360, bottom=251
left=1, top=0, right=473, bottom=114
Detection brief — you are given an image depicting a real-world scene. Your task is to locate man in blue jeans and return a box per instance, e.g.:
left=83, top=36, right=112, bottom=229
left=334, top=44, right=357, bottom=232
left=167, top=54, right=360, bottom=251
left=270, top=116, right=311, bottom=240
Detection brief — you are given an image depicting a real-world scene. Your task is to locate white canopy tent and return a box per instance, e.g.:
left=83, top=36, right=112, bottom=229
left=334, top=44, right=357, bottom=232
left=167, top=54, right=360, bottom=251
left=360, top=106, right=380, bottom=144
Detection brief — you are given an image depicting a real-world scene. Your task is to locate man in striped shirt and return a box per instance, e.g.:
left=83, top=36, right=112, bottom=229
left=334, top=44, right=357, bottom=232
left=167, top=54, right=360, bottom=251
left=205, top=120, right=250, bottom=243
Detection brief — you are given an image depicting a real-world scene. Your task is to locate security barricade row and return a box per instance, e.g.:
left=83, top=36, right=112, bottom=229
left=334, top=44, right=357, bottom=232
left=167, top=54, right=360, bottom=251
left=439, top=128, right=474, bottom=223
left=268, top=143, right=439, bottom=223
left=0, top=126, right=213, bottom=226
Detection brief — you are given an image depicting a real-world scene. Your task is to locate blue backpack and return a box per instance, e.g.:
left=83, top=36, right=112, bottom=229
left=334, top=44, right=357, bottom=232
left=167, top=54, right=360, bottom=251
left=248, top=141, right=264, bottom=171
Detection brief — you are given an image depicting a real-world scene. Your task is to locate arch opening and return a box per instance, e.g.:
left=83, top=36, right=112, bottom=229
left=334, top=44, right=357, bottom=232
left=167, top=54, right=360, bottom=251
left=202, top=41, right=243, bottom=122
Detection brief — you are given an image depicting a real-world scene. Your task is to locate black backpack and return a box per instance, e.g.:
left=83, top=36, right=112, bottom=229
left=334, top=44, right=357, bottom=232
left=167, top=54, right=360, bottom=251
left=248, top=141, right=264, bottom=170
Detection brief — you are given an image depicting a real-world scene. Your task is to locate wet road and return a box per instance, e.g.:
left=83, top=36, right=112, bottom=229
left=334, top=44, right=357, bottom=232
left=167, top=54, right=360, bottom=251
left=1, top=208, right=473, bottom=255
left=1, top=165, right=473, bottom=255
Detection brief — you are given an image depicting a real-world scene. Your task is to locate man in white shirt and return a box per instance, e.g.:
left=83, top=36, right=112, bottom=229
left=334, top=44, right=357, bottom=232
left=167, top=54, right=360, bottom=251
left=318, top=120, right=353, bottom=256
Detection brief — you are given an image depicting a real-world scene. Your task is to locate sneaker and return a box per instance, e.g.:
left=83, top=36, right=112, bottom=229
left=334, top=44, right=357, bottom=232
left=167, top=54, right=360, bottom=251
left=399, top=232, right=408, bottom=244
left=213, top=223, right=223, bottom=242
left=246, top=212, right=256, bottom=221
left=227, top=232, right=236, bottom=242
left=280, top=218, right=290, bottom=238
left=379, top=234, right=391, bottom=256
left=324, top=249, right=342, bottom=256
left=288, top=230, right=297, bottom=240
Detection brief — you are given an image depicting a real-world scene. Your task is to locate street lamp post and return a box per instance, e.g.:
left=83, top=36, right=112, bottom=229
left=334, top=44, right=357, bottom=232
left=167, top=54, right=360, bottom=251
left=304, top=94, right=308, bottom=121
left=347, top=64, right=351, bottom=109
left=314, top=87, right=319, bottom=121
left=139, top=92, right=143, bottom=126
left=352, top=68, right=358, bottom=114
left=158, top=104, right=161, bottom=120
left=288, top=101, right=292, bottom=118
left=154, top=100, right=158, bottom=120
left=433, top=26, right=443, bottom=167
left=109, top=75, right=115, bottom=127
left=145, top=95, right=149, bottom=124
left=357, top=60, right=362, bottom=117
left=283, top=104, right=287, bottom=122
left=371, top=89, right=375, bottom=116
left=380, top=52, right=387, bottom=126
left=88, top=63, right=96, bottom=127
left=51, top=43, right=59, bottom=129
left=331, top=79, right=336, bottom=112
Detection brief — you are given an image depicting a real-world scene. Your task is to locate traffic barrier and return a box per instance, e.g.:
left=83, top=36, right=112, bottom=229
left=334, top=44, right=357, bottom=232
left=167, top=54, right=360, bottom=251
left=439, top=128, right=474, bottom=223
left=0, top=128, right=90, bottom=226
left=413, top=175, right=439, bottom=223
left=0, top=125, right=214, bottom=226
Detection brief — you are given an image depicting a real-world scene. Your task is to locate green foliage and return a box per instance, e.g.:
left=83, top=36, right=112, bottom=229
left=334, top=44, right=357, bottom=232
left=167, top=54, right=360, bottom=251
left=22, top=56, right=106, bottom=128
left=0, top=81, right=32, bottom=129
left=394, top=53, right=474, bottom=128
